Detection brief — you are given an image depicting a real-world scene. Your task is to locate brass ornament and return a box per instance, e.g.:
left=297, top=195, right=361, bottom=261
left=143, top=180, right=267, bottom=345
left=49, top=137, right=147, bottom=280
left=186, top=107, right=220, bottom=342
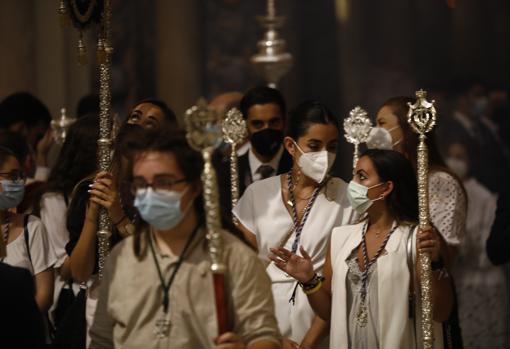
left=343, top=106, right=372, bottom=169
left=407, top=89, right=438, bottom=349
left=222, top=108, right=247, bottom=211
left=251, top=0, right=293, bottom=88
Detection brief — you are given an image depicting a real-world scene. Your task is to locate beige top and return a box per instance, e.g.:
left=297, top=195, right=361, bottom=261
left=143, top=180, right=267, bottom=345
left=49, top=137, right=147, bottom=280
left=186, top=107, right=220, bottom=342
left=89, top=228, right=281, bottom=349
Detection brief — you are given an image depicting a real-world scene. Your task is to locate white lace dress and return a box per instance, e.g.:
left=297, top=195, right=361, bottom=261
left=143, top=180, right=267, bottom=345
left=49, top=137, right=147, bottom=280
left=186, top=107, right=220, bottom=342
left=428, top=171, right=467, bottom=246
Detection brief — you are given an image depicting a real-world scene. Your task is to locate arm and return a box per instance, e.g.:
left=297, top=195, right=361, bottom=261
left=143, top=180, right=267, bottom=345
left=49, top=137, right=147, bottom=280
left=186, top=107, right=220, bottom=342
left=269, top=245, right=333, bottom=322
left=236, top=222, right=258, bottom=251
left=69, top=203, right=98, bottom=283
left=34, top=269, right=54, bottom=312
left=69, top=172, right=117, bottom=282
left=214, top=332, right=280, bottom=349
left=416, top=227, right=454, bottom=322
left=299, top=316, right=329, bottom=349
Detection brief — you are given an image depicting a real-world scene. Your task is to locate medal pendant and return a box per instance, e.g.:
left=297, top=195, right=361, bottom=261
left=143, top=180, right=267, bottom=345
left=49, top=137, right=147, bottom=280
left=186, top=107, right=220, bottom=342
left=154, top=316, right=171, bottom=339
left=356, top=302, right=368, bottom=327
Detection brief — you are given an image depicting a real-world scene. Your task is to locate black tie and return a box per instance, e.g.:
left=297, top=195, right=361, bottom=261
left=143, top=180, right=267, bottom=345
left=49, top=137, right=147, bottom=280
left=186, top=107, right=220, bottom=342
left=257, top=165, right=274, bottom=179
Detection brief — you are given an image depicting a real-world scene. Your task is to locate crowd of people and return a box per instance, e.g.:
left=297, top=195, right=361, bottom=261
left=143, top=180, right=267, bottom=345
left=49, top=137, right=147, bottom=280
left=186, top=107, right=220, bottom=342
left=0, top=81, right=509, bottom=349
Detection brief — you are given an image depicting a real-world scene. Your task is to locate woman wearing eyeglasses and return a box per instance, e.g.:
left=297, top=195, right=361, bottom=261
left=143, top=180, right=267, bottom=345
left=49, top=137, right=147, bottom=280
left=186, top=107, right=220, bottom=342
left=0, top=146, right=56, bottom=314
left=89, top=130, right=281, bottom=349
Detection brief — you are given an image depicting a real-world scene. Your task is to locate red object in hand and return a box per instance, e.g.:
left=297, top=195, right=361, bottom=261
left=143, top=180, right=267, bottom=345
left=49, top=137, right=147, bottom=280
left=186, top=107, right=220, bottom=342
left=213, top=273, right=229, bottom=335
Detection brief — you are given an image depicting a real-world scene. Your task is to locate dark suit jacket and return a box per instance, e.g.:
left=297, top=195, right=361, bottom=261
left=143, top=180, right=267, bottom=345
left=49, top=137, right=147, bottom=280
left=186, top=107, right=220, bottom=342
left=486, top=187, right=510, bottom=265
left=0, top=262, right=45, bottom=349
left=216, top=149, right=293, bottom=221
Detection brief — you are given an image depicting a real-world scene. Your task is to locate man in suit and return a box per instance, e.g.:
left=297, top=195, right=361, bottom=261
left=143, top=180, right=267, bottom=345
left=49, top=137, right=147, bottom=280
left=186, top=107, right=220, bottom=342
left=218, top=86, right=292, bottom=220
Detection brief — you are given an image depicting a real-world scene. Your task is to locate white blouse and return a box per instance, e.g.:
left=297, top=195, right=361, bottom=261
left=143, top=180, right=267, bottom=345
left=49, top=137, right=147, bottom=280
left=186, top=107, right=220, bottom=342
left=40, top=192, right=70, bottom=268
left=3, top=215, right=56, bottom=275
left=429, top=171, right=466, bottom=246
left=233, top=175, right=353, bottom=346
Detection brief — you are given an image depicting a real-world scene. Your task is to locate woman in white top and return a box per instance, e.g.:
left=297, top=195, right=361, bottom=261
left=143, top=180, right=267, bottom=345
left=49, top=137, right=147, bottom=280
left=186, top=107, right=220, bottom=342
left=367, top=96, right=467, bottom=261
left=234, top=100, right=353, bottom=349
left=270, top=149, right=454, bottom=348
left=0, top=146, right=56, bottom=313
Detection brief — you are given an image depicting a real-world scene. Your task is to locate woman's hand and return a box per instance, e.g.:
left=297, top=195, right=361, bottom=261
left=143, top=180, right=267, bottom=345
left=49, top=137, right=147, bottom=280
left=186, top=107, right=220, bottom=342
left=214, top=332, right=245, bottom=349
left=269, top=246, right=315, bottom=283
left=282, top=337, right=302, bottom=349
left=89, top=171, right=124, bottom=222
left=417, top=225, right=441, bottom=262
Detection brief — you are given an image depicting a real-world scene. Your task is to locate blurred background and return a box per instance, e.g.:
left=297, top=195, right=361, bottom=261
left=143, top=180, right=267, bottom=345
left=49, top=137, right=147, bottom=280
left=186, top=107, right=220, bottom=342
left=0, top=0, right=509, bottom=177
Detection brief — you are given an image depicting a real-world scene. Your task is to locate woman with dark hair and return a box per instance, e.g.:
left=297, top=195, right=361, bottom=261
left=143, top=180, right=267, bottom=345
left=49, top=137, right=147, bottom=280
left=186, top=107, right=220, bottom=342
left=126, top=98, right=178, bottom=129
left=270, top=149, right=454, bottom=348
left=0, top=146, right=56, bottom=314
left=367, top=96, right=466, bottom=262
left=89, top=130, right=280, bottom=349
left=234, top=101, right=354, bottom=349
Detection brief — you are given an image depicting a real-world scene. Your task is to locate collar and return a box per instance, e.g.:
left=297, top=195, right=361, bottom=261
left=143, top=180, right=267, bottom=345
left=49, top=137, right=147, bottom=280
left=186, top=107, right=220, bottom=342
left=248, top=146, right=284, bottom=180
left=149, top=226, right=206, bottom=262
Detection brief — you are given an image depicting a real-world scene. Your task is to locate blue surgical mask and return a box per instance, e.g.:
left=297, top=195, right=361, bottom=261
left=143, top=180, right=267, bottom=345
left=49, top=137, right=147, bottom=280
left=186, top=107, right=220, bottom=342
left=134, top=187, right=190, bottom=230
left=0, top=180, right=25, bottom=210
left=346, top=180, right=384, bottom=214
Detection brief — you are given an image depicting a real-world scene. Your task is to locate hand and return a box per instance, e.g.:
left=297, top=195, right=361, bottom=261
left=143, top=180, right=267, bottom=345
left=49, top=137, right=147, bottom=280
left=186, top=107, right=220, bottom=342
left=213, top=332, right=245, bottom=349
left=269, top=246, right=315, bottom=283
left=89, top=171, right=122, bottom=220
left=36, top=128, right=54, bottom=166
left=283, top=337, right=302, bottom=349
left=417, top=225, right=441, bottom=262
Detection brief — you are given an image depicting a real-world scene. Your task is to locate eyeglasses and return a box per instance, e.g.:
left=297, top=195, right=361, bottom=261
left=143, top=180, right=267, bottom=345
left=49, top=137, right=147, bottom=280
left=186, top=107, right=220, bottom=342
left=130, top=175, right=187, bottom=194
left=0, top=170, right=26, bottom=183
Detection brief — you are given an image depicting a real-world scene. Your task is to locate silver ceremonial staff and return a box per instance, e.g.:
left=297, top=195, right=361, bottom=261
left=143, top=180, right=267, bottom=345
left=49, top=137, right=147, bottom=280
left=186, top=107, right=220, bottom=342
left=407, top=89, right=438, bottom=348
left=222, top=107, right=248, bottom=216
left=185, top=99, right=229, bottom=334
left=96, top=0, right=114, bottom=280
left=343, top=106, right=372, bottom=170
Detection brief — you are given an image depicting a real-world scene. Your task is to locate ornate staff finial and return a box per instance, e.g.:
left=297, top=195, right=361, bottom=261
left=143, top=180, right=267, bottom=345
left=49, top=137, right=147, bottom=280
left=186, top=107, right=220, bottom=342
left=343, top=106, right=372, bottom=169
left=222, top=108, right=247, bottom=212
left=185, top=99, right=229, bottom=334
left=407, top=89, right=438, bottom=349
left=184, top=99, right=224, bottom=273
left=407, top=89, right=437, bottom=137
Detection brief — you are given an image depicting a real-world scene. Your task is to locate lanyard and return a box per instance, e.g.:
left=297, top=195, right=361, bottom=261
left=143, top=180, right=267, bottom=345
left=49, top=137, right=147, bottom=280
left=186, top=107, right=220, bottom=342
left=287, top=170, right=322, bottom=253
left=148, top=226, right=199, bottom=313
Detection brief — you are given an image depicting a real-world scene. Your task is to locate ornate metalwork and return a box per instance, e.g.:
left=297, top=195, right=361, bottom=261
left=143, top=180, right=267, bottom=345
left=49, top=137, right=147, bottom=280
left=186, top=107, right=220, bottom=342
left=343, top=106, right=372, bottom=169
left=251, top=0, right=293, bottom=88
left=407, top=89, right=437, bottom=349
left=222, top=108, right=247, bottom=211
left=184, top=99, right=225, bottom=273
left=96, top=0, right=114, bottom=280
left=51, top=108, right=77, bottom=145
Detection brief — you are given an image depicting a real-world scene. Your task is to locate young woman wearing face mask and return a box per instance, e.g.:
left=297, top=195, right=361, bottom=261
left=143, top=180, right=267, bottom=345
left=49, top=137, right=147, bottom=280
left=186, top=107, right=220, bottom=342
left=270, top=149, right=454, bottom=348
left=445, top=140, right=509, bottom=348
left=234, top=101, right=354, bottom=349
left=367, top=96, right=466, bottom=264
left=0, top=147, right=56, bottom=313
left=89, top=130, right=281, bottom=349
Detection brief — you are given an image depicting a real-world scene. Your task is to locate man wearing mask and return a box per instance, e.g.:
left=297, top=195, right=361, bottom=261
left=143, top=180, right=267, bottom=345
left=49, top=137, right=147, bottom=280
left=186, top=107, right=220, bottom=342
left=217, top=86, right=292, bottom=219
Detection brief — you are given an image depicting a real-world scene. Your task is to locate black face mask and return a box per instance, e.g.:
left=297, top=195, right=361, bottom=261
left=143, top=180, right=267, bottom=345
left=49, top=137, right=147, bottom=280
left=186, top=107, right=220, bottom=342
left=250, top=128, right=284, bottom=157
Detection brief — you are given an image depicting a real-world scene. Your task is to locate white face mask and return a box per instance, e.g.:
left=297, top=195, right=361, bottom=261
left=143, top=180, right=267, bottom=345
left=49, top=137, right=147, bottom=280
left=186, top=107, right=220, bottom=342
left=294, top=141, right=336, bottom=183
left=445, top=157, right=468, bottom=179
left=366, top=126, right=401, bottom=150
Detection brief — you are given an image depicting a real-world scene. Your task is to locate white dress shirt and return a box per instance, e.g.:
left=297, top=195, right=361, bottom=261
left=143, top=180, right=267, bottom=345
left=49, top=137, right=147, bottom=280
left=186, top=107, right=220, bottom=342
left=248, top=146, right=284, bottom=182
